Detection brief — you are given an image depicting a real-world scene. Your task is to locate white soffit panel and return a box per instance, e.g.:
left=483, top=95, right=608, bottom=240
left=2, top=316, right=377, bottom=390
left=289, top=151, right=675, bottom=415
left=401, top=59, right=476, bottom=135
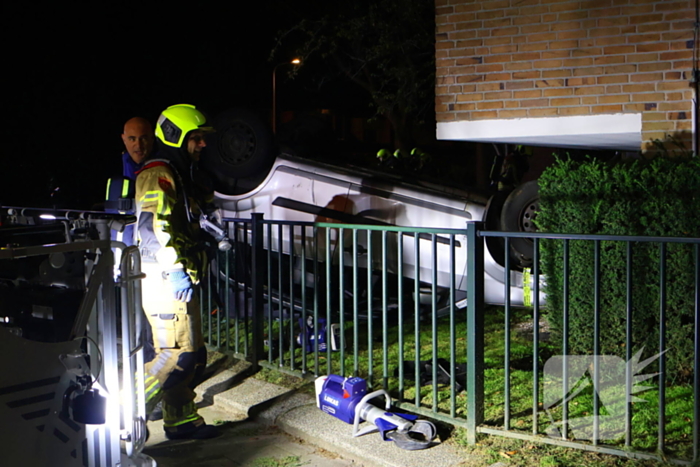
left=437, top=113, right=643, bottom=151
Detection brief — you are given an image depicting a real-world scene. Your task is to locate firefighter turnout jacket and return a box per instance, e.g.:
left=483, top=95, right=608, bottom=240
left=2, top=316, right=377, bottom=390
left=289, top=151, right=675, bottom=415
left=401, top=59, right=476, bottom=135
left=135, top=160, right=205, bottom=280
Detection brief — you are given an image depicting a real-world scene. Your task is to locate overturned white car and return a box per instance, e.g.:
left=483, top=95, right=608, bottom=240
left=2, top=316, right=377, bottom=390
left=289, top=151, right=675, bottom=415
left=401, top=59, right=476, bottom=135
left=202, top=109, right=542, bottom=308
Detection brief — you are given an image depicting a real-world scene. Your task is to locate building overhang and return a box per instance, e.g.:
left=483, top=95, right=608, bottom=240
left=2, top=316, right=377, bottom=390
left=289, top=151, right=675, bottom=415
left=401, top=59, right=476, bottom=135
left=437, top=113, right=642, bottom=151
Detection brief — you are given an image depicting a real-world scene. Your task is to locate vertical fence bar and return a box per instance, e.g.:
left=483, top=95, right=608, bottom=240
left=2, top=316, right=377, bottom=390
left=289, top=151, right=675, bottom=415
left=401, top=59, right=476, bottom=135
left=244, top=224, right=250, bottom=355
left=449, top=234, right=456, bottom=418
left=206, top=256, right=213, bottom=347
left=301, top=226, right=307, bottom=375
left=367, top=230, right=374, bottom=384
left=353, top=229, right=359, bottom=374
left=250, top=213, right=265, bottom=371
left=504, top=237, right=511, bottom=430
left=466, top=222, right=484, bottom=444
left=625, top=241, right=633, bottom=447
left=216, top=250, right=222, bottom=348
left=339, top=228, right=346, bottom=377
left=313, top=226, right=320, bottom=377
left=414, top=230, right=421, bottom=407
left=658, top=242, right=667, bottom=453
left=198, top=260, right=206, bottom=342
left=593, top=240, right=601, bottom=445
left=210, top=253, right=216, bottom=347
left=225, top=248, right=230, bottom=352
left=207, top=256, right=213, bottom=346
left=382, top=230, right=389, bottom=389
left=694, top=243, right=699, bottom=462
left=215, top=247, right=221, bottom=348
left=432, top=234, right=438, bottom=412
left=326, top=227, right=333, bottom=376
left=398, top=232, right=405, bottom=402
left=288, top=224, right=295, bottom=371
left=266, top=223, right=273, bottom=362
left=562, top=239, right=569, bottom=440
left=278, top=224, right=284, bottom=366
left=233, top=223, right=241, bottom=354
left=532, top=237, right=540, bottom=436
left=200, top=251, right=209, bottom=346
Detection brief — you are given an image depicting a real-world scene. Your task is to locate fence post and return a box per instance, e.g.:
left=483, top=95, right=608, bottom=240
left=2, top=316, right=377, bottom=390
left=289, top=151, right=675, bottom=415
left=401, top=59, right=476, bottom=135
left=466, top=221, right=485, bottom=444
left=250, top=213, right=265, bottom=371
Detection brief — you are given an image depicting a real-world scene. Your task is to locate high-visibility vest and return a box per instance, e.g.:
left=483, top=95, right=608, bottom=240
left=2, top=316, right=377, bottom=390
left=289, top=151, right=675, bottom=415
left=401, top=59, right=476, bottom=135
left=105, top=176, right=135, bottom=214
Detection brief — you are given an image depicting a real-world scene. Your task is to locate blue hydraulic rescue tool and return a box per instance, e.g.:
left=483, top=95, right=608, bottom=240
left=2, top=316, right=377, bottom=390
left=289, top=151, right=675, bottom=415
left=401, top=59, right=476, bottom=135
left=296, top=317, right=342, bottom=352
left=315, top=375, right=437, bottom=450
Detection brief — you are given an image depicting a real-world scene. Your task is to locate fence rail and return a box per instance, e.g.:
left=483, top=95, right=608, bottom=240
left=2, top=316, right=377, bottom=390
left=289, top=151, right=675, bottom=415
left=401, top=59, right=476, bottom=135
left=201, top=214, right=700, bottom=465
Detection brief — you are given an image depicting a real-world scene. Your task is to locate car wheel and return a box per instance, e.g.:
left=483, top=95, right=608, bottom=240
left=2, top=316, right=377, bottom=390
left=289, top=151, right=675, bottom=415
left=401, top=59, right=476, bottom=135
left=202, top=108, right=276, bottom=195
left=484, top=190, right=510, bottom=267
left=500, top=180, right=539, bottom=268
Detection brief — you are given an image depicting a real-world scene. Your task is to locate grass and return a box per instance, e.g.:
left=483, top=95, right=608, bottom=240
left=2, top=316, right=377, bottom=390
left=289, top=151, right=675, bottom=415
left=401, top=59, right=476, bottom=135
left=450, top=434, right=672, bottom=467
left=254, top=366, right=308, bottom=390
left=251, top=455, right=307, bottom=467
left=204, top=303, right=695, bottom=464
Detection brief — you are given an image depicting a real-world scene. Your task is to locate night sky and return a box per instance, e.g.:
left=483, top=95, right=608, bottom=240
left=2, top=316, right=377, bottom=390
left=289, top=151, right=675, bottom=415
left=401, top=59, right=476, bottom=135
left=3, top=2, right=364, bottom=209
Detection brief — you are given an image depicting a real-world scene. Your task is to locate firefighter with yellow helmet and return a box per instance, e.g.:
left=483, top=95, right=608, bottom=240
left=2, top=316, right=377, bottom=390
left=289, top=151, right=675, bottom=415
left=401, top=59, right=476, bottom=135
left=135, top=104, right=218, bottom=440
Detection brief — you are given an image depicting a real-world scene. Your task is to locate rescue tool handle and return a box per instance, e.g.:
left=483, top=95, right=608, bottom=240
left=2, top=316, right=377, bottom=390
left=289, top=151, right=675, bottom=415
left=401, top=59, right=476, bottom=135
left=352, top=389, right=391, bottom=437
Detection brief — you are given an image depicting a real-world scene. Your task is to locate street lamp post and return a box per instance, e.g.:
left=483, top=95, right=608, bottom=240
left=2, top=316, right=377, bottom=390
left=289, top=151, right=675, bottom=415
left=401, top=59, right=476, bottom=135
left=272, top=58, right=301, bottom=134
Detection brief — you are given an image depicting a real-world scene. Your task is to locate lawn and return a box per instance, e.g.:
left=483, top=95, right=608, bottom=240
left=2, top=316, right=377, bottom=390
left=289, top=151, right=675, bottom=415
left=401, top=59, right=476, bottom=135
left=207, top=303, right=695, bottom=464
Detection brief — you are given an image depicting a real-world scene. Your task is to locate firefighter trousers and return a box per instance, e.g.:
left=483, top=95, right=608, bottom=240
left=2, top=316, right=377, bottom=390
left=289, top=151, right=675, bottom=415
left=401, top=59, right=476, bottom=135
left=141, top=262, right=207, bottom=432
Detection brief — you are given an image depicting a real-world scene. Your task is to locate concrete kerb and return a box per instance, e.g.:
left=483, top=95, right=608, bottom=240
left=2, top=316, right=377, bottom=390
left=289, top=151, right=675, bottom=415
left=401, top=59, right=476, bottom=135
left=254, top=391, right=467, bottom=467
left=198, top=355, right=468, bottom=467
left=194, top=357, right=254, bottom=411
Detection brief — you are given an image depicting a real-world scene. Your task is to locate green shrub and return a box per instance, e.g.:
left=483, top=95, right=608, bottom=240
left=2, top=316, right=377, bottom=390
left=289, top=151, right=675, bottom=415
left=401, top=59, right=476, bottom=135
left=537, top=156, right=700, bottom=381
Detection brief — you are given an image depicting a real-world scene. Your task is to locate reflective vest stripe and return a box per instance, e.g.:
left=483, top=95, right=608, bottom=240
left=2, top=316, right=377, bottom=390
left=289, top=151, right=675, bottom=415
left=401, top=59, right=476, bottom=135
left=122, top=179, right=131, bottom=198
left=140, top=191, right=171, bottom=217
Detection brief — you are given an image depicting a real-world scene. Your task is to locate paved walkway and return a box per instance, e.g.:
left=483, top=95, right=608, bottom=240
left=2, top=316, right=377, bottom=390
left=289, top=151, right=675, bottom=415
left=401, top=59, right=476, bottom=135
left=144, top=405, right=356, bottom=467
left=140, top=355, right=471, bottom=467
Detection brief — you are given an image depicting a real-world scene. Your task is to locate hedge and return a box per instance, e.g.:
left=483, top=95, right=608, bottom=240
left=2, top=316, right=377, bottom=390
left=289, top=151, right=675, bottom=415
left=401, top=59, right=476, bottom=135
left=536, top=156, right=700, bottom=381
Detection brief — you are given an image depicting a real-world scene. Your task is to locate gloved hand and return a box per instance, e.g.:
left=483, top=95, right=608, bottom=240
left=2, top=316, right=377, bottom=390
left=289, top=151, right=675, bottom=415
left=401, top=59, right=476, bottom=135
left=168, top=270, right=194, bottom=302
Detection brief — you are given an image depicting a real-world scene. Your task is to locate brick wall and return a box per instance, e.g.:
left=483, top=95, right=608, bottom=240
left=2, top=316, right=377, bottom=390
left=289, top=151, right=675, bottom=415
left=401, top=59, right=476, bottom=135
left=435, top=0, right=696, bottom=152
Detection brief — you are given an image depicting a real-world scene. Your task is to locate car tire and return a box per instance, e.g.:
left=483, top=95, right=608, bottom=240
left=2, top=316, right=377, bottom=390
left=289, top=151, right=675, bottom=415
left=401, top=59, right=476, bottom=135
left=500, top=180, right=539, bottom=268
left=484, top=190, right=510, bottom=267
left=202, top=108, right=276, bottom=195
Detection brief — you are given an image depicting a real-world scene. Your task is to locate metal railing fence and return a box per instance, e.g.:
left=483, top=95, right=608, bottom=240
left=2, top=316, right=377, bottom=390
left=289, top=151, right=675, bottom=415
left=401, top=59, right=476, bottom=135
left=200, top=214, right=699, bottom=465
left=476, top=230, right=699, bottom=465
